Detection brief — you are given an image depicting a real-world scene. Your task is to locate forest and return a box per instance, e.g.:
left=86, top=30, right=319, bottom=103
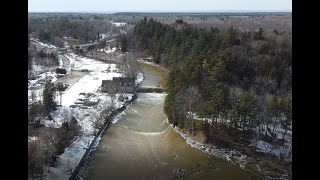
left=125, top=17, right=292, bottom=150
left=28, top=15, right=121, bottom=47
left=27, top=13, right=292, bottom=179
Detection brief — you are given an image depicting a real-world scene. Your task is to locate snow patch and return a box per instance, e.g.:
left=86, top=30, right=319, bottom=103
left=111, top=111, right=126, bottom=124
left=28, top=136, right=38, bottom=142
left=28, top=71, right=58, bottom=88
left=58, top=58, right=63, bottom=68
left=135, top=72, right=144, bottom=85
left=97, top=46, right=117, bottom=54
left=46, top=135, right=95, bottom=179
left=111, top=21, right=126, bottom=27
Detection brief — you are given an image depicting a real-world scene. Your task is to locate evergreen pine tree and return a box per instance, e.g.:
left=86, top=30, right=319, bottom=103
left=43, top=81, right=56, bottom=115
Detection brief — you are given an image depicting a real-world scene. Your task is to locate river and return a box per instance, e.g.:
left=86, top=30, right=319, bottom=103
left=88, top=63, right=251, bottom=180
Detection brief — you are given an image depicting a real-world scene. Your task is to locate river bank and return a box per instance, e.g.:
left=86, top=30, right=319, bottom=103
left=69, top=96, right=136, bottom=179
left=137, top=58, right=169, bottom=73
left=137, top=58, right=291, bottom=179
left=28, top=51, right=144, bottom=180
left=78, top=92, right=254, bottom=180
left=171, top=123, right=291, bottom=179
left=136, top=60, right=252, bottom=172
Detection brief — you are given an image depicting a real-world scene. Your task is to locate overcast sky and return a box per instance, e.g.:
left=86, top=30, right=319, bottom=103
left=28, top=0, right=292, bottom=13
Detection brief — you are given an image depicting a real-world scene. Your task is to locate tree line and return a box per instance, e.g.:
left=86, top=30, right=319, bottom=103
left=125, top=17, right=292, bottom=143
left=28, top=16, right=117, bottom=46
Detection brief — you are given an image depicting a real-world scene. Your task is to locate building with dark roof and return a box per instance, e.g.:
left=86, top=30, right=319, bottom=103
left=101, top=77, right=135, bottom=93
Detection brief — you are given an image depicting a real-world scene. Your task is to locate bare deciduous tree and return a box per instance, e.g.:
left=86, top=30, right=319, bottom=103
left=185, top=85, right=200, bottom=135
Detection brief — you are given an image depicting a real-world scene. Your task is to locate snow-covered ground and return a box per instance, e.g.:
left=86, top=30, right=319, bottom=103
left=111, top=111, right=126, bottom=124
left=137, top=58, right=169, bottom=72
left=64, top=54, right=75, bottom=71
left=106, top=39, right=116, bottom=43
left=99, top=33, right=107, bottom=40
left=185, top=111, right=292, bottom=161
left=44, top=95, right=132, bottom=179
left=28, top=42, right=144, bottom=179
left=59, top=54, right=123, bottom=107
left=30, top=64, right=47, bottom=75
left=250, top=122, right=292, bottom=161
left=135, top=72, right=144, bottom=85
left=31, top=38, right=59, bottom=49
left=137, top=57, right=155, bottom=66
left=250, top=139, right=292, bottom=160
left=28, top=136, right=38, bottom=142
left=60, top=71, right=121, bottom=107
left=28, top=71, right=58, bottom=89
left=186, top=111, right=229, bottom=125
left=28, top=89, right=43, bottom=103
left=97, top=46, right=117, bottom=54
left=33, top=52, right=143, bottom=180
left=43, top=93, right=133, bottom=179
left=28, top=40, right=66, bottom=90
left=58, top=58, right=63, bottom=69
left=64, top=53, right=120, bottom=72
left=98, top=33, right=117, bottom=41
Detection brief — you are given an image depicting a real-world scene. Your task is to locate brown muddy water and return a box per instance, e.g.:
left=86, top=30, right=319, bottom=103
left=139, top=63, right=167, bottom=88
left=89, top=63, right=251, bottom=180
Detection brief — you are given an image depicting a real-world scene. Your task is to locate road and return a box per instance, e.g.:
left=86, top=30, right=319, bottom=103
left=30, top=40, right=58, bottom=53
left=58, top=54, right=70, bottom=71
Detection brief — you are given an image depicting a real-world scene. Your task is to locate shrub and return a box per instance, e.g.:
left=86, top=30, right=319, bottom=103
left=53, top=117, right=81, bottom=155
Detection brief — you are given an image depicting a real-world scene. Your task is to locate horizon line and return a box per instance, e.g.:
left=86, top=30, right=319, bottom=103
left=28, top=10, right=292, bottom=14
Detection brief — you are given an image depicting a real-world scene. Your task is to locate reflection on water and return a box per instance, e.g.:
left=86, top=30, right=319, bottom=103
left=89, top=64, right=251, bottom=180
